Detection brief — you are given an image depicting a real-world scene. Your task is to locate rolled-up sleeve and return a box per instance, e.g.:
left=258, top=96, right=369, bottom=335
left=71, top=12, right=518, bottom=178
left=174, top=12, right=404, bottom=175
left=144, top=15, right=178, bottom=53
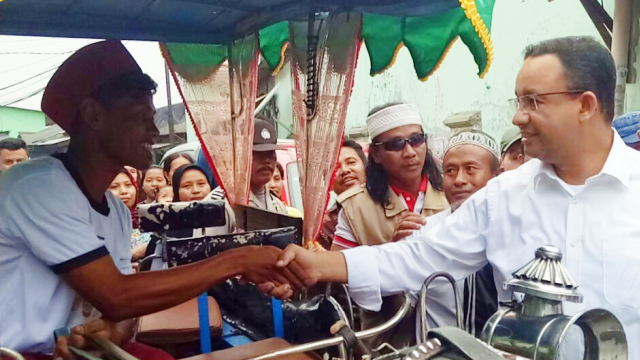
left=342, top=186, right=493, bottom=311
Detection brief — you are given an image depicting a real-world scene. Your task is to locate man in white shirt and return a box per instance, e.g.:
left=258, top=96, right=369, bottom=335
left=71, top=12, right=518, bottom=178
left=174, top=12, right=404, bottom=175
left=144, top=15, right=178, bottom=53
left=264, top=36, right=640, bottom=358
left=0, top=40, right=301, bottom=359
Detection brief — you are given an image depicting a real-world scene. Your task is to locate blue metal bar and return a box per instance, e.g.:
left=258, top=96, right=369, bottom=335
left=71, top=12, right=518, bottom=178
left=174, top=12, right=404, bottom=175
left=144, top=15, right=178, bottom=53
left=222, top=321, right=253, bottom=347
left=271, top=297, right=284, bottom=338
left=198, top=293, right=212, bottom=353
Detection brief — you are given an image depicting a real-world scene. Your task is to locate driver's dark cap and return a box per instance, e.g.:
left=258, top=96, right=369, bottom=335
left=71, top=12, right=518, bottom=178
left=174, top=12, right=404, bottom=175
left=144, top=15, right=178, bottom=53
left=42, top=40, right=143, bottom=133
left=253, top=119, right=283, bottom=151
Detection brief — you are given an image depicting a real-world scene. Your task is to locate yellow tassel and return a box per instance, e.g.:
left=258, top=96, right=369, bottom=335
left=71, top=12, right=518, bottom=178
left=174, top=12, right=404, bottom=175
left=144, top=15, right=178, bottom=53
left=270, top=42, right=289, bottom=76
left=458, top=0, right=494, bottom=78
left=420, top=37, right=458, bottom=82
left=371, top=41, right=405, bottom=77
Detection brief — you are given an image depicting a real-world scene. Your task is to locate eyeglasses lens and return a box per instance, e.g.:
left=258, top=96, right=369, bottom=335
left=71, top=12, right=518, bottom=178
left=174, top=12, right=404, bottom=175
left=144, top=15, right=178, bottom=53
left=383, top=133, right=426, bottom=151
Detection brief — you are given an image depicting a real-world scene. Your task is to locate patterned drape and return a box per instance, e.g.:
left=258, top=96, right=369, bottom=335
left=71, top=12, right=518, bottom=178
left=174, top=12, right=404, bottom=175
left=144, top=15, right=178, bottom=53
left=161, top=36, right=259, bottom=205
left=289, top=13, right=362, bottom=245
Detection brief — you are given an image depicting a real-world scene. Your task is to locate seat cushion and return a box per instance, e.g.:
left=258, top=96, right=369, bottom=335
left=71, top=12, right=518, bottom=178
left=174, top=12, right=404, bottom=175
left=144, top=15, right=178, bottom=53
left=183, top=338, right=320, bottom=360
left=137, top=296, right=223, bottom=345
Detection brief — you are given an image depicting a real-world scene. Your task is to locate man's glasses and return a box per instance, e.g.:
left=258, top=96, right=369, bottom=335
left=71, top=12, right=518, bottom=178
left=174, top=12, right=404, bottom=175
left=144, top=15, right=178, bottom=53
left=509, top=90, right=585, bottom=113
left=373, top=133, right=426, bottom=151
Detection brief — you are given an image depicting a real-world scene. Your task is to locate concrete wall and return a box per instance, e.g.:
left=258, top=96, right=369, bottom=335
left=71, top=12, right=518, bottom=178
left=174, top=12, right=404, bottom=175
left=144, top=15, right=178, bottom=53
left=192, top=0, right=614, bottom=143
left=344, top=0, right=603, bottom=142
left=621, top=0, right=640, bottom=112
left=0, top=106, right=46, bottom=138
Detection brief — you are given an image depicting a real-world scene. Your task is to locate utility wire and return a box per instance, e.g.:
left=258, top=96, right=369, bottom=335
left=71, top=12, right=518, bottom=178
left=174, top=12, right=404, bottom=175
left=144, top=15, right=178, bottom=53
left=0, top=64, right=60, bottom=92
left=1, top=87, right=45, bottom=107
left=0, top=51, right=75, bottom=55
left=0, top=54, right=66, bottom=76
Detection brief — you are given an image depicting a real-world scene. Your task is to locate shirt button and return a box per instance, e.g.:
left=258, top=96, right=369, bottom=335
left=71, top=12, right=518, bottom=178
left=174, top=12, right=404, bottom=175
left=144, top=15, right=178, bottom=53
left=572, top=199, right=578, bottom=204
left=406, top=197, right=411, bottom=201
left=571, top=242, right=576, bottom=247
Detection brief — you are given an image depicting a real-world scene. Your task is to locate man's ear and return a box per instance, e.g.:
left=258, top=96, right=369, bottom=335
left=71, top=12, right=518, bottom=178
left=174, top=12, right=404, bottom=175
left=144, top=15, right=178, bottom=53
left=578, top=91, right=599, bottom=123
left=78, top=98, right=106, bottom=131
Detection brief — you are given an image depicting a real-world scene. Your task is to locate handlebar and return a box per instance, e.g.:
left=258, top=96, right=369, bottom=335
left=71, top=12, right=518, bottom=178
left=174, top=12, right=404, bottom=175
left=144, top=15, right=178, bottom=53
left=251, top=294, right=413, bottom=360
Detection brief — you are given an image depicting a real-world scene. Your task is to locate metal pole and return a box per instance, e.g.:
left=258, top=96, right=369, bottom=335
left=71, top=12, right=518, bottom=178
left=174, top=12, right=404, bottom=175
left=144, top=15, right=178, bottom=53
left=612, top=0, right=632, bottom=118
left=165, top=63, right=176, bottom=147
left=251, top=295, right=412, bottom=360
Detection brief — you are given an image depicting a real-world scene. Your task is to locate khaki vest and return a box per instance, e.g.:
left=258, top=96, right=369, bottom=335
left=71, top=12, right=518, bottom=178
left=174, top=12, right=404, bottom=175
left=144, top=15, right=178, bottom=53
left=336, top=182, right=448, bottom=349
left=337, top=183, right=449, bottom=246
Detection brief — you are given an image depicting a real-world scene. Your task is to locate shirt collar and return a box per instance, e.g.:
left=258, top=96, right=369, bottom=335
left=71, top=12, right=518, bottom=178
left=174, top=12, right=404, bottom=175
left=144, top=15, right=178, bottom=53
left=390, top=176, right=428, bottom=212
left=600, top=129, right=630, bottom=188
left=534, top=129, right=630, bottom=189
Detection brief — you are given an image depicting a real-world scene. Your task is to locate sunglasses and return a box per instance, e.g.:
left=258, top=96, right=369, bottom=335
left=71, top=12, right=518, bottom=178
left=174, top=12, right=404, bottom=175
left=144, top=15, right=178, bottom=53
left=373, top=133, right=426, bottom=151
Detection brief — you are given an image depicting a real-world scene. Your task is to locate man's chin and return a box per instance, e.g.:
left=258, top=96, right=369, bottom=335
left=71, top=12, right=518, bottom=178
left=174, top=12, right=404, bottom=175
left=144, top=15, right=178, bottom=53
left=450, top=201, right=464, bottom=213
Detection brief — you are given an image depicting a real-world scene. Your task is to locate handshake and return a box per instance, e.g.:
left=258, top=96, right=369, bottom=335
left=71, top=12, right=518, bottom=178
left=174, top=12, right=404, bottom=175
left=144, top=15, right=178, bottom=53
left=237, top=244, right=347, bottom=299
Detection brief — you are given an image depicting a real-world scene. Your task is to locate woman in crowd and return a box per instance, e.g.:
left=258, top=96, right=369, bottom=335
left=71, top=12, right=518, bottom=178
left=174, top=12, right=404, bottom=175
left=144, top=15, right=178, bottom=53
left=140, top=165, right=169, bottom=204
left=163, top=152, right=194, bottom=183
left=268, top=162, right=303, bottom=219
left=268, top=162, right=286, bottom=201
left=108, top=169, right=150, bottom=263
left=172, top=164, right=235, bottom=234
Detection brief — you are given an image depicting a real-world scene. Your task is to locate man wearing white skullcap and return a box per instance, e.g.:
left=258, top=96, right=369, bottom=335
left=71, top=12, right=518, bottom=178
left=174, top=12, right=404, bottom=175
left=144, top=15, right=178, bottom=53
left=414, top=130, right=500, bottom=335
left=331, top=102, right=448, bottom=350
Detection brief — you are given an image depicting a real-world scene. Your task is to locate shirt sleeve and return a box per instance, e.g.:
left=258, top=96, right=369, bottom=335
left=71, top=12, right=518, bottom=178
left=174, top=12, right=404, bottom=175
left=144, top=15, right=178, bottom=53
left=115, top=201, right=134, bottom=275
left=342, top=187, right=491, bottom=311
left=333, top=209, right=358, bottom=248
left=3, top=172, right=109, bottom=274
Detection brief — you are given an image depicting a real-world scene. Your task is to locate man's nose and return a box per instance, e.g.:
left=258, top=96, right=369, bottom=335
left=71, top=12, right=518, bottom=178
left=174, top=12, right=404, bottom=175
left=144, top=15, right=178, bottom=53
left=512, top=109, right=529, bottom=127
left=401, top=142, right=417, bottom=157
left=455, top=172, right=468, bottom=185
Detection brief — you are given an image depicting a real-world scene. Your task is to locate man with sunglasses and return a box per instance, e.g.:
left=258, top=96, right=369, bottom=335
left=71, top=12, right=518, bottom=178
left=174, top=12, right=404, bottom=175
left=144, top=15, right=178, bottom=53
left=331, top=102, right=448, bottom=349
left=262, top=36, right=640, bottom=358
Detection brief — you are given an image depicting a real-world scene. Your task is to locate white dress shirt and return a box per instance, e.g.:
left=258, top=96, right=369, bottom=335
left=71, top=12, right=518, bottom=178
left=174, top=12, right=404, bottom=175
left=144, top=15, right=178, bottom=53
left=343, top=130, right=640, bottom=359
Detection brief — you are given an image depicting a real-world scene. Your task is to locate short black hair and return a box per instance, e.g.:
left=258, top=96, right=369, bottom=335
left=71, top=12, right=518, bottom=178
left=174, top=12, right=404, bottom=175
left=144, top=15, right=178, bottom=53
left=524, top=36, right=615, bottom=123
left=163, top=152, right=195, bottom=174
left=342, top=139, right=367, bottom=167
left=92, top=71, right=158, bottom=109
left=0, top=138, right=27, bottom=152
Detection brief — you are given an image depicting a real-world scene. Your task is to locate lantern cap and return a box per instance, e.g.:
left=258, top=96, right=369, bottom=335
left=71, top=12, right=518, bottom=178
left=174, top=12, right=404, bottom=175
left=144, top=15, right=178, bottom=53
left=505, top=245, right=583, bottom=303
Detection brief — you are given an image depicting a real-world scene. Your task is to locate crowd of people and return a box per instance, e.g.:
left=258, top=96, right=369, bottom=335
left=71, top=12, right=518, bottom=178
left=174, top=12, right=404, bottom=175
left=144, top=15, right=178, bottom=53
left=1, top=34, right=640, bottom=360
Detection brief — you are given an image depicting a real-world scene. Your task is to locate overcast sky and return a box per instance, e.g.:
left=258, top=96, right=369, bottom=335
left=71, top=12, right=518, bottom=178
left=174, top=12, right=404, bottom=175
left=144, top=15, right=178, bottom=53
left=0, top=35, right=180, bottom=111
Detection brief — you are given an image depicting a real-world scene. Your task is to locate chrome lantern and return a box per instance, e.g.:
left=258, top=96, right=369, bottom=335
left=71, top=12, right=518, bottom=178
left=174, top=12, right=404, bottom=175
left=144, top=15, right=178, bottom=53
left=480, top=246, right=628, bottom=360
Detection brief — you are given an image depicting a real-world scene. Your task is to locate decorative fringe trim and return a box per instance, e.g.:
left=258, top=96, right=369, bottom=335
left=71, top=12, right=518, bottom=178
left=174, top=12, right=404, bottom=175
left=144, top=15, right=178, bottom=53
left=420, top=36, right=458, bottom=82
left=458, top=0, right=494, bottom=79
left=159, top=42, right=226, bottom=84
left=371, top=41, right=405, bottom=77
left=158, top=42, right=227, bottom=197
left=271, top=42, right=289, bottom=76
